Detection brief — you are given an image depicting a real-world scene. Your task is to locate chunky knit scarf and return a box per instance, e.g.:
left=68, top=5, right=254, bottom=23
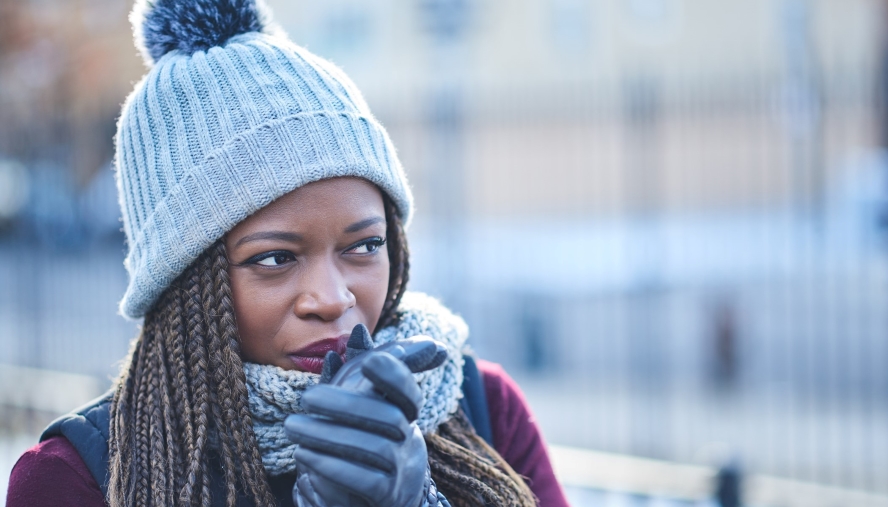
left=244, top=292, right=469, bottom=477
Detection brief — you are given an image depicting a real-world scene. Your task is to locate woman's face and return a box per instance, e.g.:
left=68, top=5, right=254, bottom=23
left=224, top=177, right=390, bottom=373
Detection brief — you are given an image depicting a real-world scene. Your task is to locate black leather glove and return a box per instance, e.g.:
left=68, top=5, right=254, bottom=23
left=284, top=324, right=447, bottom=507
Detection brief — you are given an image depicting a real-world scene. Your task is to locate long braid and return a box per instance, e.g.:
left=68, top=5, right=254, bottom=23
left=155, top=290, right=182, bottom=505
left=213, top=246, right=278, bottom=506
left=108, top=326, right=140, bottom=506
left=133, top=318, right=153, bottom=507
left=184, top=268, right=213, bottom=507
left=147, top=323, right=170, bottom=504
left=166, top=287, right=193, bottom=501
left=200, top=258, right=239, bottom=507
left=379, top=193, right=409, bottom=330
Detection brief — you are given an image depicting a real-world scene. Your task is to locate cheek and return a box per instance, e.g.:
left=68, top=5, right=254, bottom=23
left=352, top=255, right=391, bottom=333
left=229, top=270, right=294, bottom=360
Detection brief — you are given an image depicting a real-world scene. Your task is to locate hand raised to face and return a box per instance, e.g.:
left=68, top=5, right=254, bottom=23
left=284, top=324, right=449, bottom=507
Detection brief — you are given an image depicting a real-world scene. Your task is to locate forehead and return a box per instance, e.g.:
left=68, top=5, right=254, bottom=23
left=230, top=177, right=385, bottom=234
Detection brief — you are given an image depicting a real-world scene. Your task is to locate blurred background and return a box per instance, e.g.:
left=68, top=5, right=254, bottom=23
left=2, top=0, right=888, bottom=505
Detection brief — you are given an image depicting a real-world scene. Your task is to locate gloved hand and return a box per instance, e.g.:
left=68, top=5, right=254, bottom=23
left=284, top=324, right=447, bottom=507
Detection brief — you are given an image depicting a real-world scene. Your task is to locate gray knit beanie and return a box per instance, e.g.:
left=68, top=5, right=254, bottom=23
left=115, top=0, right=413, bottom=319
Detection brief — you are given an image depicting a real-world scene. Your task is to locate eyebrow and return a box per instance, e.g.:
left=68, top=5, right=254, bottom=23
left=234, top=231, right=303, bottom=247
left=344, top=216, right=385, bottom=234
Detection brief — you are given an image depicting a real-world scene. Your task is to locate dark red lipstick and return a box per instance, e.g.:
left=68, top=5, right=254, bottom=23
left=287, top=335, right=348, bottom=374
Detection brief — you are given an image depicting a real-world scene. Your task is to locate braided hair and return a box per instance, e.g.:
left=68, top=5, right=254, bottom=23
left=108, top=193, right=535, bottom=506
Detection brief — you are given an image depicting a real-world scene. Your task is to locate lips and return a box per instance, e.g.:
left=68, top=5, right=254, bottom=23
left=287, top=335, right=349, bottom=374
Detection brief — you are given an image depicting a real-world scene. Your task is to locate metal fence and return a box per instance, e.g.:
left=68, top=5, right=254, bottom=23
left=406, top=66, right=888, bottom=495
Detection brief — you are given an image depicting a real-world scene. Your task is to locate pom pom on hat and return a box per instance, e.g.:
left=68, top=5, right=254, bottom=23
left=132, top=0, right=275, bottom=65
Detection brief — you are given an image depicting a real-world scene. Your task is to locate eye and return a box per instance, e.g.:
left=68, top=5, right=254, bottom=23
left=248, top=251, right=296, bottom=267
left=347, top=237, right=386, bottom=255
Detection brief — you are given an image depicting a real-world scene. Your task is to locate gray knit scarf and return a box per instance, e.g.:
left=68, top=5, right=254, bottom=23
left=243, top=292, right=469, bottom=477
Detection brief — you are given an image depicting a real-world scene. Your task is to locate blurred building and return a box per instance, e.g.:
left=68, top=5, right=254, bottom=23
left=274, top=0, right=881, bottom=217
left=1, top=0, right=879, bottom=221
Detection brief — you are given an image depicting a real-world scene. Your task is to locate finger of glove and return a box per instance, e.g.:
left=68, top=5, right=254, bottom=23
left=403, top=342, right=447, bottom=373
left=293, top=472, right=326, bottom=507
left=319, top=351, right=344, bottom=384
left=373, top=337, right=448, bottom=374
left=292, top=447, right=391, bottom=505
left=346, top=324, right=373, bottom=361
left=361, top=353, right=422, bottom=422
left=302, top=385, right=411, bottom=441
left=285, top=414, right=399, bottom=474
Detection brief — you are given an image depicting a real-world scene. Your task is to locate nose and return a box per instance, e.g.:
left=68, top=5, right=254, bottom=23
left=293, top=257, right=356, bottom=322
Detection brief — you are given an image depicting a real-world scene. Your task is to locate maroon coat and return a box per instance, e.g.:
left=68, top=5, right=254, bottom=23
left=7, top=360, right=569, bottom=507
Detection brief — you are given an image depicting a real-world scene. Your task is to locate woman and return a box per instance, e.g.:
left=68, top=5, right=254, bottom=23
left=6, top=0, right=569, bottom=505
